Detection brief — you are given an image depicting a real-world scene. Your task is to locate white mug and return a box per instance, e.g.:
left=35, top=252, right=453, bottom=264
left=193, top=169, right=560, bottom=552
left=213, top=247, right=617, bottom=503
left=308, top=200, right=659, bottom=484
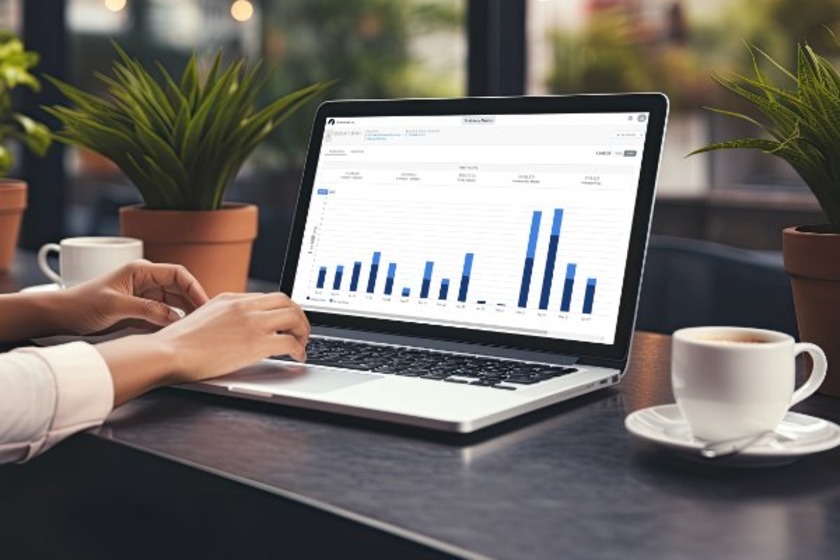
left=671, top=326, right=827, bottom=442
left=37, top=236, right=144, bottom=288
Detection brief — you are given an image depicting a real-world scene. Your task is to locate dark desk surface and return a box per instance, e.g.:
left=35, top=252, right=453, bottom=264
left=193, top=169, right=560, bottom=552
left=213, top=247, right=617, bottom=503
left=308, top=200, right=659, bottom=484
left=4, top=253, right=840, bottom=560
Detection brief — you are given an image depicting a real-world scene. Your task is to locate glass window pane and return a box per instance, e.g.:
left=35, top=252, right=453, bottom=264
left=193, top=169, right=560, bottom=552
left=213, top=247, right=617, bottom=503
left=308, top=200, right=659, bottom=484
left=64, top=0, right=465, bottom=279
left=527, top=0, right=840, bottom=198
left=0, top=0, right=21, bottom=32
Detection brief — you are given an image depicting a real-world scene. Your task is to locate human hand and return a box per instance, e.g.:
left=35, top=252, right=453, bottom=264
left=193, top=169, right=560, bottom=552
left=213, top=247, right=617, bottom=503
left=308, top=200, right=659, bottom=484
left=59, top=259, right=209, bottom=335
left=146, top=292, right=310, bottom=384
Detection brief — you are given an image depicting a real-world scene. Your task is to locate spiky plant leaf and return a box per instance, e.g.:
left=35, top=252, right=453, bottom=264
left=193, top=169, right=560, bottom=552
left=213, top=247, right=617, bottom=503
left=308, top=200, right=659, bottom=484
left=693, top=38, right=840, bottom=230
left=46, top=44, right=331, bottom=210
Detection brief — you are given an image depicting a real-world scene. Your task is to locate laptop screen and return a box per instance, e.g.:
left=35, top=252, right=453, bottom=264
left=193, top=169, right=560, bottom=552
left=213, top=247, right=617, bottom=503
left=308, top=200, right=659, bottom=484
left=290, top=109, right=652, bottom=346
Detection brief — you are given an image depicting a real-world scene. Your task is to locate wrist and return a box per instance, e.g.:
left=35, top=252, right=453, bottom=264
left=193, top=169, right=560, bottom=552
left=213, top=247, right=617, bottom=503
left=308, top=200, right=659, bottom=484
left=0, top=290, right=70, bottom=341
left=49, top=289, right=83, bottom=334
left=96, top=333, right=181, bottom=406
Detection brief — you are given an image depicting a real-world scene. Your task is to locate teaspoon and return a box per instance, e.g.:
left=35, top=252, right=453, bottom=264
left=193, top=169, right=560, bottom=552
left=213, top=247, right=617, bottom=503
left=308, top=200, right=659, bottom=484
left=700, top=431, right=776, bottom=459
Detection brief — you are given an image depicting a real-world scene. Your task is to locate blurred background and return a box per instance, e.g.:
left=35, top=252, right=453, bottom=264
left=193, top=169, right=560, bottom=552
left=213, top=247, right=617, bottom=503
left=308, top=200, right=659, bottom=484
left=2, top=0, right=835, bottom=281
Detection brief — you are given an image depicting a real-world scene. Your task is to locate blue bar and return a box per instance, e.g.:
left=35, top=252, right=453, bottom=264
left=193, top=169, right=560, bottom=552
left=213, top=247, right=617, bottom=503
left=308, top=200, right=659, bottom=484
left=316, top=267, right=327, bottom=289
left=385, top=262, right=397, bottom=295
left=366, top=252, right=381, bottom=293
left=539, top=209, right=564, bottom=310
left=583, top=278, right=597, bottom=314
left=420, top=261, right=435, bottom=299
left=458, top=253, right=474, bottom=302
left=333, top=265, right=344, bottom=290
left=561, top=263, right=576, bottom=312
left=439, top=278, right=450, bottom=300
left=401, top=287, right=411, bottom=297
left=518, top=211, right=542, bottom=308
left=349, top=261, right=362, bottom=292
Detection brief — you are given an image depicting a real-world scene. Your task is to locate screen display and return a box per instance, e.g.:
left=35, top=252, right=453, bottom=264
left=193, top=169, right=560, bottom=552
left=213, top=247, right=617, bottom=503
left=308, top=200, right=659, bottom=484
left=291, top=112, right=650, bottom=344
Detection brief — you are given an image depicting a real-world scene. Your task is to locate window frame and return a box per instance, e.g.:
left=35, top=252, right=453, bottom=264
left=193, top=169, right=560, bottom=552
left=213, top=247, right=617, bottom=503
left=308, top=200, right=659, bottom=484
left=21, top=0, right=529, bottom=247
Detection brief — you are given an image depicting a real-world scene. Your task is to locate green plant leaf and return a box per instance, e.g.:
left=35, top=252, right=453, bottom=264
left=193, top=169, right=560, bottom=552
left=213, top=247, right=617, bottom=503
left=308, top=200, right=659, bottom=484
left=0, top=144, right=11, bottom=176
left=47, top=43, right=331, bottom=209
left=0, top=33, right=50, bottom=176
left=11, top=113, right=51, bottom=155
left=692, top=36, right=840, bottom=230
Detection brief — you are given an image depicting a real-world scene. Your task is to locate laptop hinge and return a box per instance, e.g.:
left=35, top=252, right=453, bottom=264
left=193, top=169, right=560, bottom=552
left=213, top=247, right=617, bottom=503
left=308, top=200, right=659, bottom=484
left=311, top=326, right=578, bottom=366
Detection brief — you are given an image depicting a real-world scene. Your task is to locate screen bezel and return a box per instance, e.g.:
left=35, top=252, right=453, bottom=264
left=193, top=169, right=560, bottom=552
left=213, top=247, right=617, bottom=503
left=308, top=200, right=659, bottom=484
left=280, top=94, right=668, bottom=364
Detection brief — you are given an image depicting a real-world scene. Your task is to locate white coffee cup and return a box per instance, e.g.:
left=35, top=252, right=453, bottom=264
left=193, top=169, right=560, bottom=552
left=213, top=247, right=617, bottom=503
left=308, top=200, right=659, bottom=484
left=671, top=326, right=827, bottom=442
left=37, top=236, right=144, bottom=288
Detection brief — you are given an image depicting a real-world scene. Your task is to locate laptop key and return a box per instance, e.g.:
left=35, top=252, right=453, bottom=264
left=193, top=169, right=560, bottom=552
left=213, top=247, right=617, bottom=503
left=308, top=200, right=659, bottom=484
left=420, top=374, right=451, bottom=380
left=504, top=377, right=541, bottom=385
left=469, top=380, right=498, bottom=387
left=306, top=338, right=578, bottom=388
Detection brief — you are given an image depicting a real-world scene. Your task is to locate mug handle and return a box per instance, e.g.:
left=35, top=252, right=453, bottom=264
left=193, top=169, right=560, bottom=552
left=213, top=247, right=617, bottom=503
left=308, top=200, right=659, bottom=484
left=36, top=243, right=63, bottom=285
left=790, top=343, right=828, bottom=406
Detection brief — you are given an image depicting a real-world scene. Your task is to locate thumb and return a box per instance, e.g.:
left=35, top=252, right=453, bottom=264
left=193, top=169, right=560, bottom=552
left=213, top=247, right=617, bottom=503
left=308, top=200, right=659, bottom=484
left=118, top=296, right=182, bottom=327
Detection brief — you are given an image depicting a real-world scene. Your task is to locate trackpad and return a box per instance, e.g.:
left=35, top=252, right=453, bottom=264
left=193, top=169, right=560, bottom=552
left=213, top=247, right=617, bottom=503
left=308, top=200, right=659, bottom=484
left=212, top=360, right=381, bottom=394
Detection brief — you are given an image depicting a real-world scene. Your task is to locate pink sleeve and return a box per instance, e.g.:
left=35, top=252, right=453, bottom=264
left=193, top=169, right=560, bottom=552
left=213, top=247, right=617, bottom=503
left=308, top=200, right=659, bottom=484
left=0, top=342, right=114, bottom=464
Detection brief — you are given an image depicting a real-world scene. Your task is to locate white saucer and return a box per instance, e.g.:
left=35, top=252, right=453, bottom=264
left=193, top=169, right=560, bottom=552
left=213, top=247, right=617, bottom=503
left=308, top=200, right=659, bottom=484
left=19, top=283, right=61, bottom=293
left=625, top=404, right=840, bottom=466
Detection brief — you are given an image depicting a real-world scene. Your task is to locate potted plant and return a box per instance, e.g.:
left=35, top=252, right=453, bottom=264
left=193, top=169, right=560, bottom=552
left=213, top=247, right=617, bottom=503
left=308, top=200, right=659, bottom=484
left=46, top=44, right=329, bottom=295
left=690, top=39, right=840, bottom=396
left=0, top=32, right=51, bottom=271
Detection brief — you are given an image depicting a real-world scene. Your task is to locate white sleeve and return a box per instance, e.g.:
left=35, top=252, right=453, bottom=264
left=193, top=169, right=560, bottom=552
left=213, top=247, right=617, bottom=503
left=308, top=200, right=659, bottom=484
left=0, top=341, right=114, bottom=465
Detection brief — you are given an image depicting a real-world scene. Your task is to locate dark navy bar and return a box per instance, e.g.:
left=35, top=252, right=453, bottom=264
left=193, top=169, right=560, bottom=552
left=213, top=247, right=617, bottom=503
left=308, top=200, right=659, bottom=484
left=333, top=265, right=344, bottom=290
left=401, top=287, right=411, bottom=297
left=458, top=253, right=474, bottom=302
left=349, top=262, right=362, bottom=292
left=561, top=263, right=576, bottom=312
left=316, top=267, right=327, bottom=289
left=583, top=278, right=597, bottom=314
left=439, top=278, right=450, bottom=300
left=384, top=262, right=397, bottom=295
left=518, top=210, right=542, bottom=308
left=539, top=209, right=564, bottom=310
left=420, top=261, right=434, bottom=299
left=367, top=252, right=381, bottom=293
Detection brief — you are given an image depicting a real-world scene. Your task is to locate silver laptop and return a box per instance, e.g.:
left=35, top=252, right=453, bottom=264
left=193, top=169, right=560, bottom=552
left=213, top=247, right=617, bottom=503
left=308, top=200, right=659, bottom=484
left=187, top=94, right=669, bottom=433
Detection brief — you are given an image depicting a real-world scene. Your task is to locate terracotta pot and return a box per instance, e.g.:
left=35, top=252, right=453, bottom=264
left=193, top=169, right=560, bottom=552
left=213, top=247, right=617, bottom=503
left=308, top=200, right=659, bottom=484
left=783, top=225, right=840, bottom=397
left=0, top=179, right=27, bottom=271
left=120, top=203, right=258, bottom=297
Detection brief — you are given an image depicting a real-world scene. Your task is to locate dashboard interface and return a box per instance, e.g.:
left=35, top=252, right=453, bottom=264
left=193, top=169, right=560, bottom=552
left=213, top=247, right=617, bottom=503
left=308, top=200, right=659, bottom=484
left=291, top=112, right=651, bottom=345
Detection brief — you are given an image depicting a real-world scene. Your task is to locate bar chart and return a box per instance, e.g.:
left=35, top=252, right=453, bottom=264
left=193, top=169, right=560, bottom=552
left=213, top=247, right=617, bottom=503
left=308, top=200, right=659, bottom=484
left=309, top=207, right=601, bottom=317
left=312, top=250, right=475, bottom=303
left=293, top=170, right=637, bottom=344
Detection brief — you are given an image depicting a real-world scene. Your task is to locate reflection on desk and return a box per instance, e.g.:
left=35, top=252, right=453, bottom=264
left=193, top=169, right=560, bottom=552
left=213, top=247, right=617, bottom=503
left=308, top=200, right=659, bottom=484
left=82, top=331, right=840, bottom=560
left=3, top=252, right=840, bottom=560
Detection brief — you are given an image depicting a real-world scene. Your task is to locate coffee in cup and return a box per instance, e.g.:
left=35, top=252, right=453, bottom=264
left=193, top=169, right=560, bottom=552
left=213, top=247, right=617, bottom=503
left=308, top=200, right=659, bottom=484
left=37, top=236, right=143, bottom=288
left=671, top=326, right=826, bottom=442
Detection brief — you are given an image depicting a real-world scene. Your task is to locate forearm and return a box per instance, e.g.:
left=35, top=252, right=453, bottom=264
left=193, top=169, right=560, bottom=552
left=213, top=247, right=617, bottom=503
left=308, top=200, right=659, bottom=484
left=0, top=292, right=70, bottom=341
left=1, top=342, right=113, bottom=465
left=95, top=334, right=180, bottom=407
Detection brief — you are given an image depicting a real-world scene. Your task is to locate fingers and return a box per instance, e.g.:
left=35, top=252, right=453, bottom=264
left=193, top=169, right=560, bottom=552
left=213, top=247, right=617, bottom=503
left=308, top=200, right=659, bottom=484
left=250, top=292, right=310, bottom=343
left=212, top=292, right=310, bottom=353
left=263, top=306, right=310, bottom=347
left=130, top=261, right=209, bottom=311
left=270, top=333, right=307, bottom=362
left=119, top=296, right=182, bottom=328
left=244, top=291, right=301, bottom=311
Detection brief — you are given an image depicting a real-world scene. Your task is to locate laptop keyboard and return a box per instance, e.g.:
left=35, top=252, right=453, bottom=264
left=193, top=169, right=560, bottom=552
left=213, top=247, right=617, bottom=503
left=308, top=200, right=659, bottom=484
left=301, top=338, right=578, bottom=391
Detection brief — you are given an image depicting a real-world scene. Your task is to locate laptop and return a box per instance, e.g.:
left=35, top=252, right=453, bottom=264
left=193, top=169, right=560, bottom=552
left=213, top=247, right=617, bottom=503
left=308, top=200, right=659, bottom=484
left=186, top=94, right=669, bottom=433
